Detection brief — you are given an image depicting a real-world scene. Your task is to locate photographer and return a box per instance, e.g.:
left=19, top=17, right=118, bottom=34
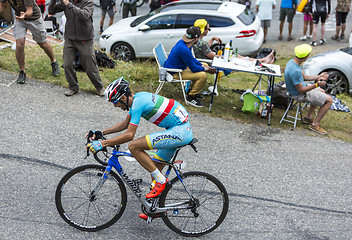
left=48, top=0, right=105, bottom=97
left=0, top=0, right=60, bottom=84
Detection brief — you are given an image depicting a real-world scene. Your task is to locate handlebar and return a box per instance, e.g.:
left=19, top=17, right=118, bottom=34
left=85, top=130, right=119, bottom=162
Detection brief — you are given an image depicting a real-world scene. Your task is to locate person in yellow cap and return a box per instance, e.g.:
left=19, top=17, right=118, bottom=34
left=284, top=44, right=333, bottom=134
left=192, top=19, right=275, bottom=64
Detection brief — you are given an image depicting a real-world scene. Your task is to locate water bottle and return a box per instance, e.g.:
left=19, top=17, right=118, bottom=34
left=223, top=42, right=230, bottom=62
left=228, top=40, right=233, bottom=62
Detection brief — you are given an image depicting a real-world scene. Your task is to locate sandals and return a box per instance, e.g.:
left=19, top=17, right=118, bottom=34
left=278, top=36, right=283, bottom=40
left=319, top=39, right=326, bottom=45
left=287, top=36, right=295, bottom=41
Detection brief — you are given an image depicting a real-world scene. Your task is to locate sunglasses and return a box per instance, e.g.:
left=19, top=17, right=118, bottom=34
left=205, top=27, right=211, bottom=31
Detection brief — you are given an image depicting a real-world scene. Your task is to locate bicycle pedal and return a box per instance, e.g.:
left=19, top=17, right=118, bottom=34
left=146, top=216, right=153, bottom=224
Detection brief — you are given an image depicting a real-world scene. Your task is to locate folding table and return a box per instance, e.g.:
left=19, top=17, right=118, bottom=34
left=209, top=56, right=282, bottom=125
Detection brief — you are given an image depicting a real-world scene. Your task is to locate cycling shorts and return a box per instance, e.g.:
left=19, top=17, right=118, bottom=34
left=145, top=121, right=193, bottom=162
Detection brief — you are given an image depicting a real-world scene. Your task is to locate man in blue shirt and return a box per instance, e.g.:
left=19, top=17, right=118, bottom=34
left=284, top=44, right=333, bottom=134
left=164, top=26, right=215, bottom=108
left=279, top=0, right=298, bottom=41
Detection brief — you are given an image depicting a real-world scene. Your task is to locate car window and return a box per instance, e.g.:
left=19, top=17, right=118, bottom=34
left=160, top=2, right=221, bottom=12
left=131, top=14, right=155, bottom=27
left=146, top=14, right=177, bottom=30
left=175, top=14, right=234, bottom=28
left=236, top=9, right=256, bottom=26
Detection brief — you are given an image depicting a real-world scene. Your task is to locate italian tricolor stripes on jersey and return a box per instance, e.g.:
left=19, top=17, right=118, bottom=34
left=144, top=96, right=175, bottom=126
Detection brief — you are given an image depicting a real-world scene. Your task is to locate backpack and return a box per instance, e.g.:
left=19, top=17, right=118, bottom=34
left=95, top=50, right=116, bottom=68
left=256, top=48, right=276, bottom=62
left=74, top=51, right=116, bottom=71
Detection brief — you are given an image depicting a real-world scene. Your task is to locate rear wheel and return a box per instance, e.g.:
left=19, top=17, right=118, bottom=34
left=55, top=164, right=127, bottom=231
left=324, top=70, right=349, bottom=95
left=159, top=171, right=229, bottom=237
left=111, top=42, right=135, bottom=62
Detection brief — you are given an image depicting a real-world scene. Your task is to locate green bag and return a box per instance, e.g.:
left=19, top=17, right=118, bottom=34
left=241, top=90, right=271, bottom=113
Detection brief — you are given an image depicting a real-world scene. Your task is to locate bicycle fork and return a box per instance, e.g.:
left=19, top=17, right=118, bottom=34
left=90, top=165, right=112, bottom=201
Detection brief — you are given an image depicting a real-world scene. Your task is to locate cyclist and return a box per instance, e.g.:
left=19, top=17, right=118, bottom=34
left=86, top=77, right=193, bottom=219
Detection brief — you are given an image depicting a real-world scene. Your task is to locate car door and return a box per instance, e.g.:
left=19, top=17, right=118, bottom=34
left=134, top=13, right=178, bottom=57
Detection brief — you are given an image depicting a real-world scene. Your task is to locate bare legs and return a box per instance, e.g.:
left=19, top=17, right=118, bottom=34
left=16, top=38, right=56, bottom=72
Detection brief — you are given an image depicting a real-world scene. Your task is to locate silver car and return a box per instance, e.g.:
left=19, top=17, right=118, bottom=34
left=302, top=47, right=352, bottom=95
left=100, top=0, right=263, bottom=61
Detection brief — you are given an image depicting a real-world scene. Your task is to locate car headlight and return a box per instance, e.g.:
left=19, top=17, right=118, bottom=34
left=101, top=34, right=112, bottom=40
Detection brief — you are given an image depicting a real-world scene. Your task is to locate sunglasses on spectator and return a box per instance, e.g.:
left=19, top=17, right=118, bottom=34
left=205, top=27, right=211, bottom=31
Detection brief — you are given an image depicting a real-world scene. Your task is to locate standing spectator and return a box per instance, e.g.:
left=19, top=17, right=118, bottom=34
left=278, top=0, right=297, bottom=41
left=36, top=0, right=45, bottom=18
left=99, top=0, right=116, bottom=34
left=122, top=0, right=137, bottom=19
left=164, top=26, right=216, bottom=108
left=284, top=44, right=332, bottom=134
left=149, top=0, right=161, bottom=12
left=300, top=4, right=314, bottom=40
left=256, top=0, right=276, bottom=43
left=48, top=0, right=105, bottom=97
left=308, top=0, right=331, bottom=46
left=0, top=0, right=60, bottom=84
left=331, top=0, right=351, bottom=41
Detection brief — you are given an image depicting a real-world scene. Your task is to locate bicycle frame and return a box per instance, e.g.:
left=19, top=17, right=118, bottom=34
left=91, top=148, right=197, bottom=215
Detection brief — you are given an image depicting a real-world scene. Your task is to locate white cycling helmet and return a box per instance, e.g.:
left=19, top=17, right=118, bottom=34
left=104, top=77, right=130, bottom=103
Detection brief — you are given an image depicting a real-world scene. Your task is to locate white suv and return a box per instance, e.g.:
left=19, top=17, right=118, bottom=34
left=100, top=0, right=264, bottom=61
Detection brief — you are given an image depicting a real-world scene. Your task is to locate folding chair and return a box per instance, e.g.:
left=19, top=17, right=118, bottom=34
left=153, top=43, right=190, bottom=104
left=44, top=20, right=56, bottom=37
left=280, top=93, right=308, bottom=128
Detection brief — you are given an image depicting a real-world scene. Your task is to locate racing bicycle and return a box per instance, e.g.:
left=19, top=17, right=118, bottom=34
left=55, top=131, right=229, bottom=237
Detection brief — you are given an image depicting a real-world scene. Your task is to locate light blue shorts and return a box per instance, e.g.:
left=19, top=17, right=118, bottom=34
left=146, top=121, right=193, bottom=162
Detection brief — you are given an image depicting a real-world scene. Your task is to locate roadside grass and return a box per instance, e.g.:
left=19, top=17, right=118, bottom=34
left=0, top=43, right=351, bottom=142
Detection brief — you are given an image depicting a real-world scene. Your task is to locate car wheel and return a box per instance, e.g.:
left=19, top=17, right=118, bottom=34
left=210, top=43, right=225, bottom=54
left=111, top=42, right=135, bottom=62
left=324, top=70, right=349, bottom=95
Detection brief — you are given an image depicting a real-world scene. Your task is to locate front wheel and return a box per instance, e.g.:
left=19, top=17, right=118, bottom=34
left=55, top=164, right=127, bottom=231
left=111, top=42, right=135, bottom=62
left=324, top=70, right=349, bottom=95
left=159, top=171, right=229, bottom=237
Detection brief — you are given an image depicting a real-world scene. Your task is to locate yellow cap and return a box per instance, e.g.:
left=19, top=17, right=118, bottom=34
left=294, top=44, right=312, bottom=58
left=194, top=19, right=208, bottom=34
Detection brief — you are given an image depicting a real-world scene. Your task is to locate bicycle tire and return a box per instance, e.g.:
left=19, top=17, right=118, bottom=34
left=55, top=164, right=127, bottom=232
left=159, top=171, right=229, bottom=237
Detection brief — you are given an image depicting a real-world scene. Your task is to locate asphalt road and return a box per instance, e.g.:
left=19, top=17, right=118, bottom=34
left=1, top=69, right=352, bottom=239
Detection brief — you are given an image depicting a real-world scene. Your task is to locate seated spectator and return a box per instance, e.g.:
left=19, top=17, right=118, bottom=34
left=284, top=44, right=333, bottom=134
left=164, top=26, right=216, bottom=108
left=44, top=14, right=59, bottom=35
left=192, top=19, right=275, bottom=64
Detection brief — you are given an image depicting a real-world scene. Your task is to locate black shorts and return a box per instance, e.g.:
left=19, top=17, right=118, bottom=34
left=312, top=12, right=327, bottom=24
left=336, top=11, right=348, bottom=26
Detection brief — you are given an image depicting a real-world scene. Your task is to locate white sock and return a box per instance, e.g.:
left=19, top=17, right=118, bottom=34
left=150, top=169, right=166, bottom=184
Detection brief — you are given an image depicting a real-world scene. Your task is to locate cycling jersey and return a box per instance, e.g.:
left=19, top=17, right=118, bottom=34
left=129, top=92, right=189, bottom=129
left=128, top=92, right=193, bottom=162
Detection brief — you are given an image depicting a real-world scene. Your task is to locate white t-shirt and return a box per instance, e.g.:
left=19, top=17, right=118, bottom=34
left=256, top=0, right=276, bottom=20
